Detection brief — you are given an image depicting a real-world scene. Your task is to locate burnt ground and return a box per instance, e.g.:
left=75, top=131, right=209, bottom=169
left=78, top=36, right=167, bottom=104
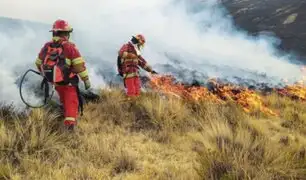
left=222, top=0, right=306, bottom=60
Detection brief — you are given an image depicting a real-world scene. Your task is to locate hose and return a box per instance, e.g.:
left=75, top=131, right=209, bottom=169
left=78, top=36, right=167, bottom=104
left=19, top=69, right=55, bottom=108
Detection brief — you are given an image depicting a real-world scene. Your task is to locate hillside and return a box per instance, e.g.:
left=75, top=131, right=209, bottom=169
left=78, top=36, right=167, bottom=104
left=1, top=88, right=306, bottom=179
left=1, top=1, right=306, bottom=179
left=222, top=0, right=306, bottom=59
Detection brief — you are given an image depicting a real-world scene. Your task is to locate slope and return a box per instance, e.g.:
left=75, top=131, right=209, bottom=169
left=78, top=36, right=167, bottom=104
left=1, top=89, right=306, bottom=180
left=222, top=0, right=306, bottom=59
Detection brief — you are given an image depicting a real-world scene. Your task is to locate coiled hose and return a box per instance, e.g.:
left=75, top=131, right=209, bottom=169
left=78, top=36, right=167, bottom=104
left=19, top=69, right=55, bottom=108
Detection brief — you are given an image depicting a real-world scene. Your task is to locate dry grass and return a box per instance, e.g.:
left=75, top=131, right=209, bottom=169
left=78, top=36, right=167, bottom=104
left=0, top=89, right=306, bottom=179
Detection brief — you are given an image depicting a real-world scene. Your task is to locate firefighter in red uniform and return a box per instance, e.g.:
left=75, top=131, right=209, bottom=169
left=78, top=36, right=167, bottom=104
left=35, top=19, right=91, bottom=130
left=117, top=34, right=157, bottom=98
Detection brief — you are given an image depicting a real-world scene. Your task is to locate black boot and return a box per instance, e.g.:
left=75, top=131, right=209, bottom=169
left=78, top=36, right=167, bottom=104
left=65, top=124, right=75, bottom=132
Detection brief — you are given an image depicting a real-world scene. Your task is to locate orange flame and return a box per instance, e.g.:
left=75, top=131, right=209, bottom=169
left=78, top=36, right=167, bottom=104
left=149, top=75, right=278, bottom=116
left=276, top=84, right=306, bottom=101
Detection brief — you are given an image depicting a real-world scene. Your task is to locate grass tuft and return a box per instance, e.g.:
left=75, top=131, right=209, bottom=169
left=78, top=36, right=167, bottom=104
left=0, top=89, right=305, bottom=179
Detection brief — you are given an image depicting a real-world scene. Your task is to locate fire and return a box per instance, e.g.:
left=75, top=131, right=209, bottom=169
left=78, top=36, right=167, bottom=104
left=150, top=75, right=221, bottom=103
left=149, top=75, right=278, bottom=116
left=273, top=66, right=306, bottom=101
left=276, top=84, right=306, bottom=101
left=147, top=65, right=306, bottom=117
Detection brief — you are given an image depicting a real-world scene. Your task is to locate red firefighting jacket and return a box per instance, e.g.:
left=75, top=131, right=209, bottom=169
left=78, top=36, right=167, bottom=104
left=35, top=36, right=89, bottom=84
left=118, top=42, right=153, bottom=79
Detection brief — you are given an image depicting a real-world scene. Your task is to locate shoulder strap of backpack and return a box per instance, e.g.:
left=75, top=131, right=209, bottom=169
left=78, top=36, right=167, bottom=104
left=41, top=41, right=65, bottom=61
left=117, top=55, right=122, bottom=72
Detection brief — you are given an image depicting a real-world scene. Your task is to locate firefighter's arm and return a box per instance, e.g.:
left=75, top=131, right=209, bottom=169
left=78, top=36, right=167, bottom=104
left=35, top=57, right=42, bottom=72
left=71, top=57, right=89, bottom=81
left=34, top=44, right=47, bottom=72
left=138, top=56, right=153, bottom=73
left=69, top=45, right=91, bottom=89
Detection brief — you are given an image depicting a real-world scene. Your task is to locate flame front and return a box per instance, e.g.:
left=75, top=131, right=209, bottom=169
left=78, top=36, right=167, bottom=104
left=150, top=75, right=222, bottom=103
left=149, top=75, right=286, bottom=116
left=276, top=84, right=306, bottom=101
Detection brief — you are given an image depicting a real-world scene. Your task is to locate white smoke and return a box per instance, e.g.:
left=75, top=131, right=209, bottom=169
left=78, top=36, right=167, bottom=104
left=0, top=0, right=304, bottom=108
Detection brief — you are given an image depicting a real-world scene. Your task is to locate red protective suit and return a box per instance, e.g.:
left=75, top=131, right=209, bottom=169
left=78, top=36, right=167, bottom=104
left=125, top=77, right=141, bottom=96
left=55, top=86, right=79, bottom=125
left=118, top=41, right=153, bottom=97
left=35, top=36, right=90, bottom=126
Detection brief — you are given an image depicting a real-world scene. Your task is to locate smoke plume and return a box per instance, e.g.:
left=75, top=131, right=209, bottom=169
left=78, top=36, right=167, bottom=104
left=0, top=0, right=304, bottom=108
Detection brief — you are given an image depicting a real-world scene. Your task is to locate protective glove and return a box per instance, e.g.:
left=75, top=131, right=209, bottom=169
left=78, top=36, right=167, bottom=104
left=117, top=71, right=123, bottom=77
left=84, top=79, right=91, bottom=90
left=151, top=70, right=158, bottom=74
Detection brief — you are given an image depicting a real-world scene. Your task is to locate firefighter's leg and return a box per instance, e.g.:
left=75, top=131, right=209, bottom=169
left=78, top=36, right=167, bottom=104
left=55, top=86, right=65, bottom=116
left=134, top=77, right=141, bottom=96
left=62, top=86, right=79, bottom=126
left=124, top=77, right=136, bottom=96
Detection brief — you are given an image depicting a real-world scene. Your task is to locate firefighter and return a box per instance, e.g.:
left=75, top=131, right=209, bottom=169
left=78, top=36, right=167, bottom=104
left=117, top=34, right=157, bottom=98
left=35, top=19, right=91, bottom=130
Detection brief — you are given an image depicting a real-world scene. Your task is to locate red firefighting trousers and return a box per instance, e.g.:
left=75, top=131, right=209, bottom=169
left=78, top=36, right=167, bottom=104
left=55, top=85, right=79, bottom=126
left=124, top=77, right=141, bottom=96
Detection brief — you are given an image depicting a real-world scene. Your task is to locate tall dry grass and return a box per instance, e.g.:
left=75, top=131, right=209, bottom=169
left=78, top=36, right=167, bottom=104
left=0, top=89, right=305, bottom=179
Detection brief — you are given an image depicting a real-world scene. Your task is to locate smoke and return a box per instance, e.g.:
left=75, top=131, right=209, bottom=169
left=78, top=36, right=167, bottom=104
left=0, top=0, right=304, bottom=108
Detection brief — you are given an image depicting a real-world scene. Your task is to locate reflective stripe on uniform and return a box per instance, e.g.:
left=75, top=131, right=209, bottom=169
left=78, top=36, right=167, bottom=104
left=124, top=72, right=138, bottom=79
left=143, top=64, right=149, bottom=69
left=64, top=117, right=76, bottom=121
left=52, top=36, right=61, bottom=41
left=35, top=58, right=42, bottom=65
left=122, top=52, right=128, bottom=58
left=123, top=58, right=138, bottom=62
left=78, top=69, right=88, bottom=78
left=72, top=57, right=85, bottom=65
left=65, top=58, right=72, bottom=66
left=144, top=65, right=152, bottom=72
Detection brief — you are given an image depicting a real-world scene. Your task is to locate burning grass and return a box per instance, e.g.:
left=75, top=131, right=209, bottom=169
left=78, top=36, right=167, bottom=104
left=149, top=74, right=306, bottom=117
left=0, top=86, right=306, bottom=179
